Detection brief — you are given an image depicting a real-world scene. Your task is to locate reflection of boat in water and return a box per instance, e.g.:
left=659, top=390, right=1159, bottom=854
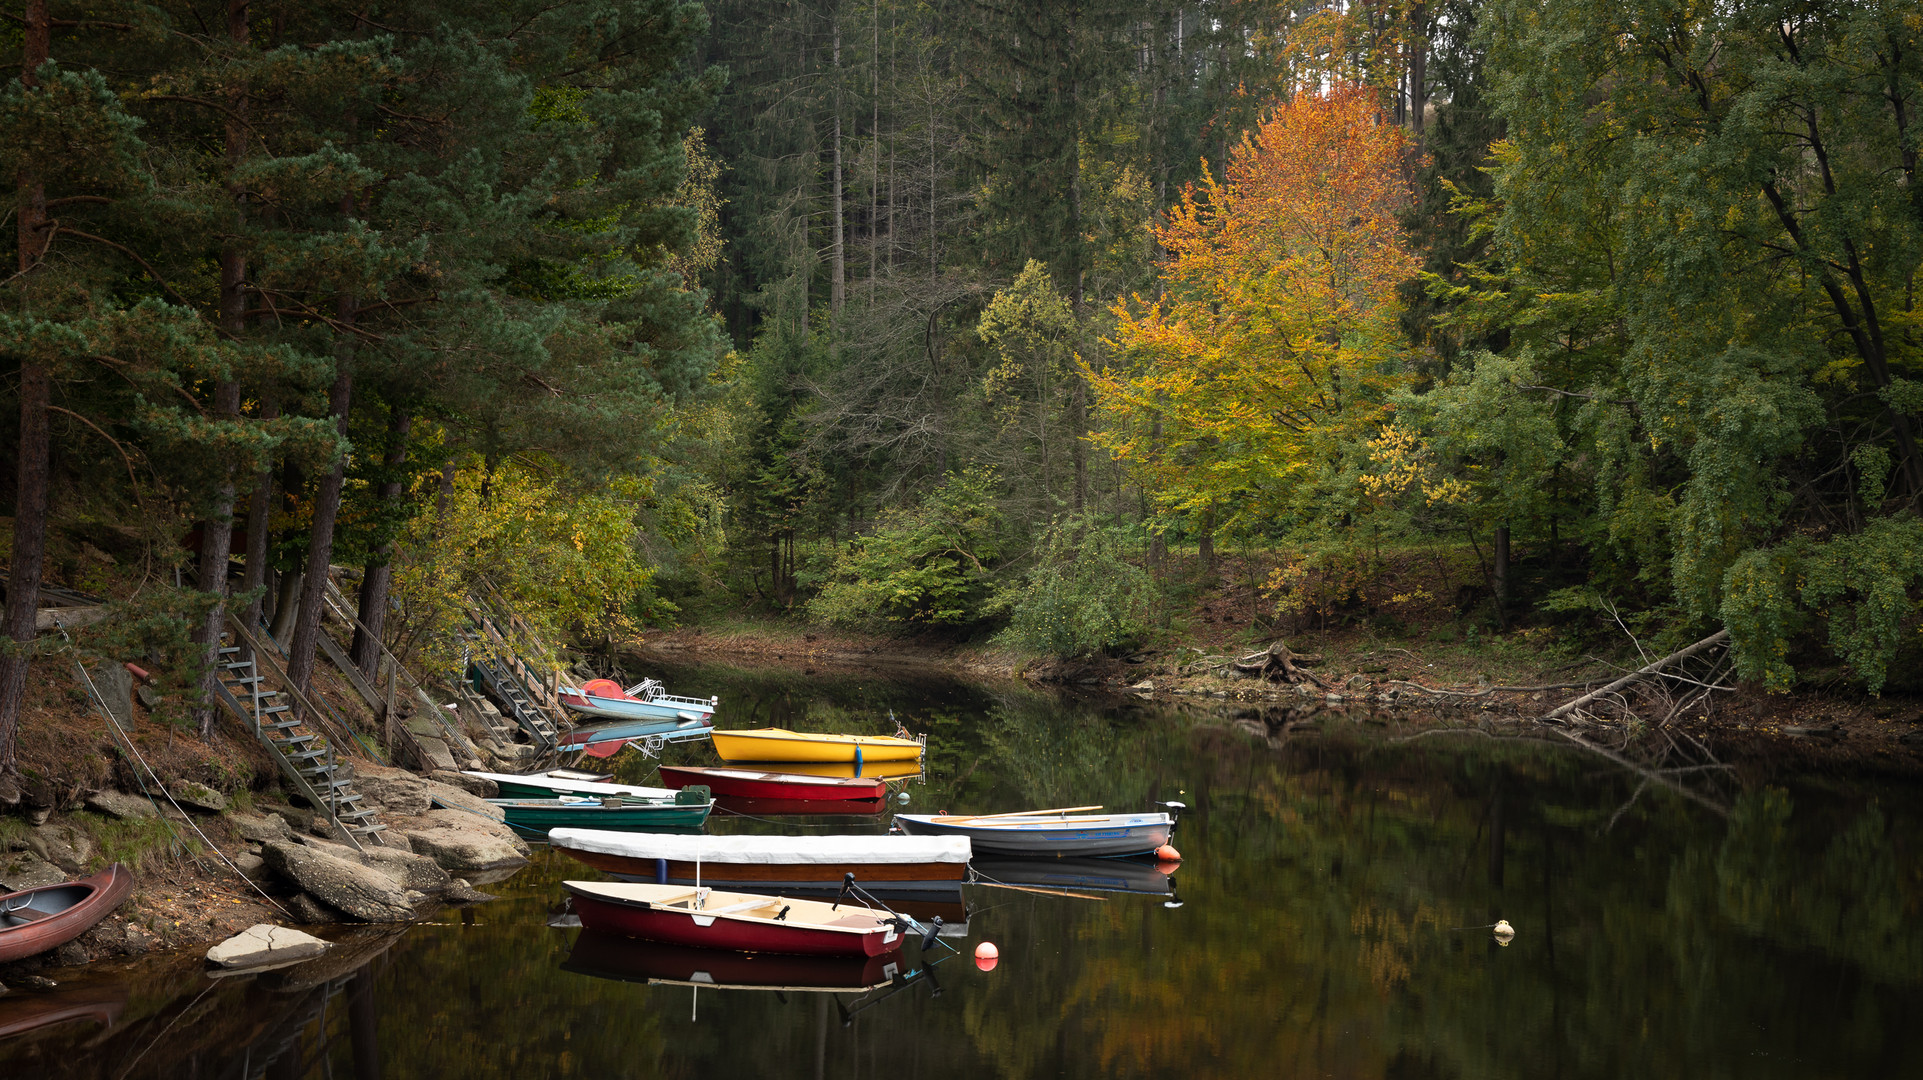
left=969, top=857, right=1177, bottom=897
left=895, top=811, right=1173, bottom=858
left=712, top=794, right=888, bottom=818
left=737, top=759, right=923, bottom=781
left=552, top=829, right=970, bottom=893
left=563, top=931, right=903, bottom=992
left=0, top=980, right=127, bottom=1039
left=659, top=765, right=886, bottom=803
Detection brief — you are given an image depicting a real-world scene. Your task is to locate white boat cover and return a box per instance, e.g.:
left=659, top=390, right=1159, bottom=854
left=549, top=829, right=971, bottom=865
left=465, top=771, right=675, bottom=800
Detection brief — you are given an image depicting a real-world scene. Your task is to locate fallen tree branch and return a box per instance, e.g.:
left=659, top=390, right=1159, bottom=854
left=1545, top=631, right=1730, bottom=721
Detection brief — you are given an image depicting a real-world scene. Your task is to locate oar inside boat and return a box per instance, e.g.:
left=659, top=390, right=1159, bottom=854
left=832, top=872, right=954, bottom=954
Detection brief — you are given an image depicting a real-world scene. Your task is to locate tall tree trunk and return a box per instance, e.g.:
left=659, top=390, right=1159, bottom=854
left=190, top=382, right=243, bottom=736
left=285, top=295, right=355, bottom=693
left=190, top=0, right=253, bottom=735
left=830, top=22, right=846, bottom=316
left=1493, top=524, right=1510, bottom=605
left=0, top=0, right=54, bottom=801
left=238, top=398, right=279, bottom=643
left=352, top=406, right=411, bottom=680
left=1409, top=2, right=1427, bottom=146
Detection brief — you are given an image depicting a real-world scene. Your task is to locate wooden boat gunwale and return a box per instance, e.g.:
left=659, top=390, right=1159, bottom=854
left=0, top=864, right=134, bottom=964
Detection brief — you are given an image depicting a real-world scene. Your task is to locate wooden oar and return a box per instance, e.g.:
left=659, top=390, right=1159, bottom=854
left=949, top=805, right=1102, bottom=821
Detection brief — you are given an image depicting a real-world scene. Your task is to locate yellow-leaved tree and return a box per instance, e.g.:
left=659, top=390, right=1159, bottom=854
left=1092, top=85, right=1421, bottom=538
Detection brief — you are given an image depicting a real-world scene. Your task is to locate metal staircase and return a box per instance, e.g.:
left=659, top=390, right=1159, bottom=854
left=468, top=644, right=560, bottom=751
left=213, top=624, right=384, bottom=848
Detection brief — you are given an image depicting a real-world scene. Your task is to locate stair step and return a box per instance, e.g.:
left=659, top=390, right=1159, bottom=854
left=283, top=748, right=329, bottom=763
left=259, top=704, right=290, bottom=715
left=218, top=646, right=241, bottom=655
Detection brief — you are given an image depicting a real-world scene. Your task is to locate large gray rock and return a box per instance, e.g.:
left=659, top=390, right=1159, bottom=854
left=206, top=924, right=331, bottom=969
left=0, top=850, right=67, bottom=891
left=284, top=893, right=341, bottom=924
left=174, top=781, right=227, bottom=813
left=28, top=822, right=95, bottom=873
left=359, top=847, right=451, bottom=894
left=352, top=763, right=430, bottom=816
left=399, top=810, right=528, bottom=875
left=87, top=663, right=135, bottom=731
left=429, top=770, right=497, bottom=798
left=228, top=811, right=294, bottom=844
left=260, top=841, right=416, bottom=923
left=85, top=788, right=157, bottom=820
left=417, top=779, right=504, bottom=822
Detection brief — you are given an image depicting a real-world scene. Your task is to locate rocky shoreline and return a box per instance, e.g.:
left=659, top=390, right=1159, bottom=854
left=0, top=763, right=528, bottom=992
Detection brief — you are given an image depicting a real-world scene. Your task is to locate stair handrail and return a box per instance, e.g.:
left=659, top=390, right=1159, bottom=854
left=222, top=617, right=368, bottom=853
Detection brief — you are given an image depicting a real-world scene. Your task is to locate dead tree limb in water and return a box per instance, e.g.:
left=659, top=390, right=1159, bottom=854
left=1544, top=630, right=1730, bottom=722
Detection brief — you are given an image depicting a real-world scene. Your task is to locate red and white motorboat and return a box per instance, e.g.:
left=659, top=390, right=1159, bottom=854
left=563, top=880, right=905, bottom=957
left=656, top=765, right=886, bottom=803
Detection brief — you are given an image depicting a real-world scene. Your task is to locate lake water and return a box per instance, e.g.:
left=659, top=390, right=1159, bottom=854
left=4, top=661, right=1921, bottom=1079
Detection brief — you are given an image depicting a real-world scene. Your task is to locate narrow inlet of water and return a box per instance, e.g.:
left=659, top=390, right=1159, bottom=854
left=4, top=662, right=1919, bottom=1079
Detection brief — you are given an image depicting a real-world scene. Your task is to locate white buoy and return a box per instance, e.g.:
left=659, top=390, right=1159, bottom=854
left=1493, top=919, right=1515, bottom=945
left=897, top=791, right=910, bottom=804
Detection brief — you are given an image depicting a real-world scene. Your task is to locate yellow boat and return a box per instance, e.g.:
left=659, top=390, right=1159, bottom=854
left=709, top=728, right=924, bottom=764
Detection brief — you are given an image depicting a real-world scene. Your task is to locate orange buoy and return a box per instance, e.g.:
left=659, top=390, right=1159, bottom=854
left=974, top=941, right=999, bottom=971
left=1154, top=844, right=1182, bottom=862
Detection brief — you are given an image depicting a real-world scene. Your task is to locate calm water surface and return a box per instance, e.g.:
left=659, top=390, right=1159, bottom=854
left=3, top=662, right=1920, bottom=1079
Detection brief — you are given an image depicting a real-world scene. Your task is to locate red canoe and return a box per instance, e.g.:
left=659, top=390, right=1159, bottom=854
left=564, top=881, right=904, bottom=957
left=0, top=864, right=134, bottom=964
left=657, top=765, right=886, bottom=803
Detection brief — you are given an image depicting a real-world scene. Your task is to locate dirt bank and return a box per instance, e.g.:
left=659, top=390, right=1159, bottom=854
left=632, top=622, right=1923, bottom=778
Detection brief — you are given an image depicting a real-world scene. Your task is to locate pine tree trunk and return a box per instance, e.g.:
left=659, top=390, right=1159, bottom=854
left=238, top=398, right=279, bottom=643
left=0, top=0, right=54, bottom=800
left=190, top=382, right=242, bottom=736
left=352, top=407, right=411, bottom=680
left=191, top=0, right=253, bottom=734
left=285, top=294, right=355, bottom=693
left=830, top=22, right=846, bottom=316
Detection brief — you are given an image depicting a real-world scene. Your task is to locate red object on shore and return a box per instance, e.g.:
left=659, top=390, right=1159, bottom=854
left=0, top=864, right=134, bottom=964
left=564, top=881, right=904, bottom=958
left=657, top=765, right=887, bottom=803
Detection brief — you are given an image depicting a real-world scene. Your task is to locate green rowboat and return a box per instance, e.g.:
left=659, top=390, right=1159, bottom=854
left=490, top=787, right=713, bottom=834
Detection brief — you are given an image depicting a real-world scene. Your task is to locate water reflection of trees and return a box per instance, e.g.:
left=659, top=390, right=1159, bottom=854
left=8, top=668, right=1920, bottom=1079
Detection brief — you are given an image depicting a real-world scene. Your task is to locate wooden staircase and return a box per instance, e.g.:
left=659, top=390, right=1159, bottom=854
left=213, top=621, right=385, bottom=848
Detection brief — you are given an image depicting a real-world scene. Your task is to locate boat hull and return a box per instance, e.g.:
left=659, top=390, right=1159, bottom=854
left=713, top=795, right=888, bottom=818
left=493, top=799, right=713, bottom=833
left=658, top=765, right=886, bottom=802
left=894, top=813, right=1173, bottom=858
left=564, top=882, right=902, bottom=957
left=711, top=728, right=923, bottom=764
left=473, top=771, right=676, bottom=801
left=0, top=864, right=134, bottom=963
left=559, top=692, right=715, bottom=723
left=550, top=830, right=969, bottom=893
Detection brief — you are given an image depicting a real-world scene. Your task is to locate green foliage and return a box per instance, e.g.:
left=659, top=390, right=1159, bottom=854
left=1724, top=518, right=1923, bottom=694
left=808, top=468, right=1006, bottom=629
left=1000, top=514, right=1156, bottom=658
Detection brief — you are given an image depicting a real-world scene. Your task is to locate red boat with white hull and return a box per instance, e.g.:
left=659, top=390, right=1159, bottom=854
left=656, top=765, right=886, bottom=803
left=563, top=881, right=904, bottom=957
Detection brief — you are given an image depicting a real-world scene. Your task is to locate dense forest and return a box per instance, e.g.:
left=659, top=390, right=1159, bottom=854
left=4, top=0, right=1922, bottom=794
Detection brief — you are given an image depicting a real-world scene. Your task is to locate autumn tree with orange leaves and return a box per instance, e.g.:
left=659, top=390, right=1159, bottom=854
left=1092, top=86, right=1421, bottom=540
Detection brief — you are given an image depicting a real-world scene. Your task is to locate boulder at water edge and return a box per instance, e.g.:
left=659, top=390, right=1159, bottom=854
left=207, top=924, right=331, bottom=969
left=260, top=841, right=417, bottom=922
left=350, top=763, right=432, bottom=816
left=398, top=809, right=528, bottom=874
